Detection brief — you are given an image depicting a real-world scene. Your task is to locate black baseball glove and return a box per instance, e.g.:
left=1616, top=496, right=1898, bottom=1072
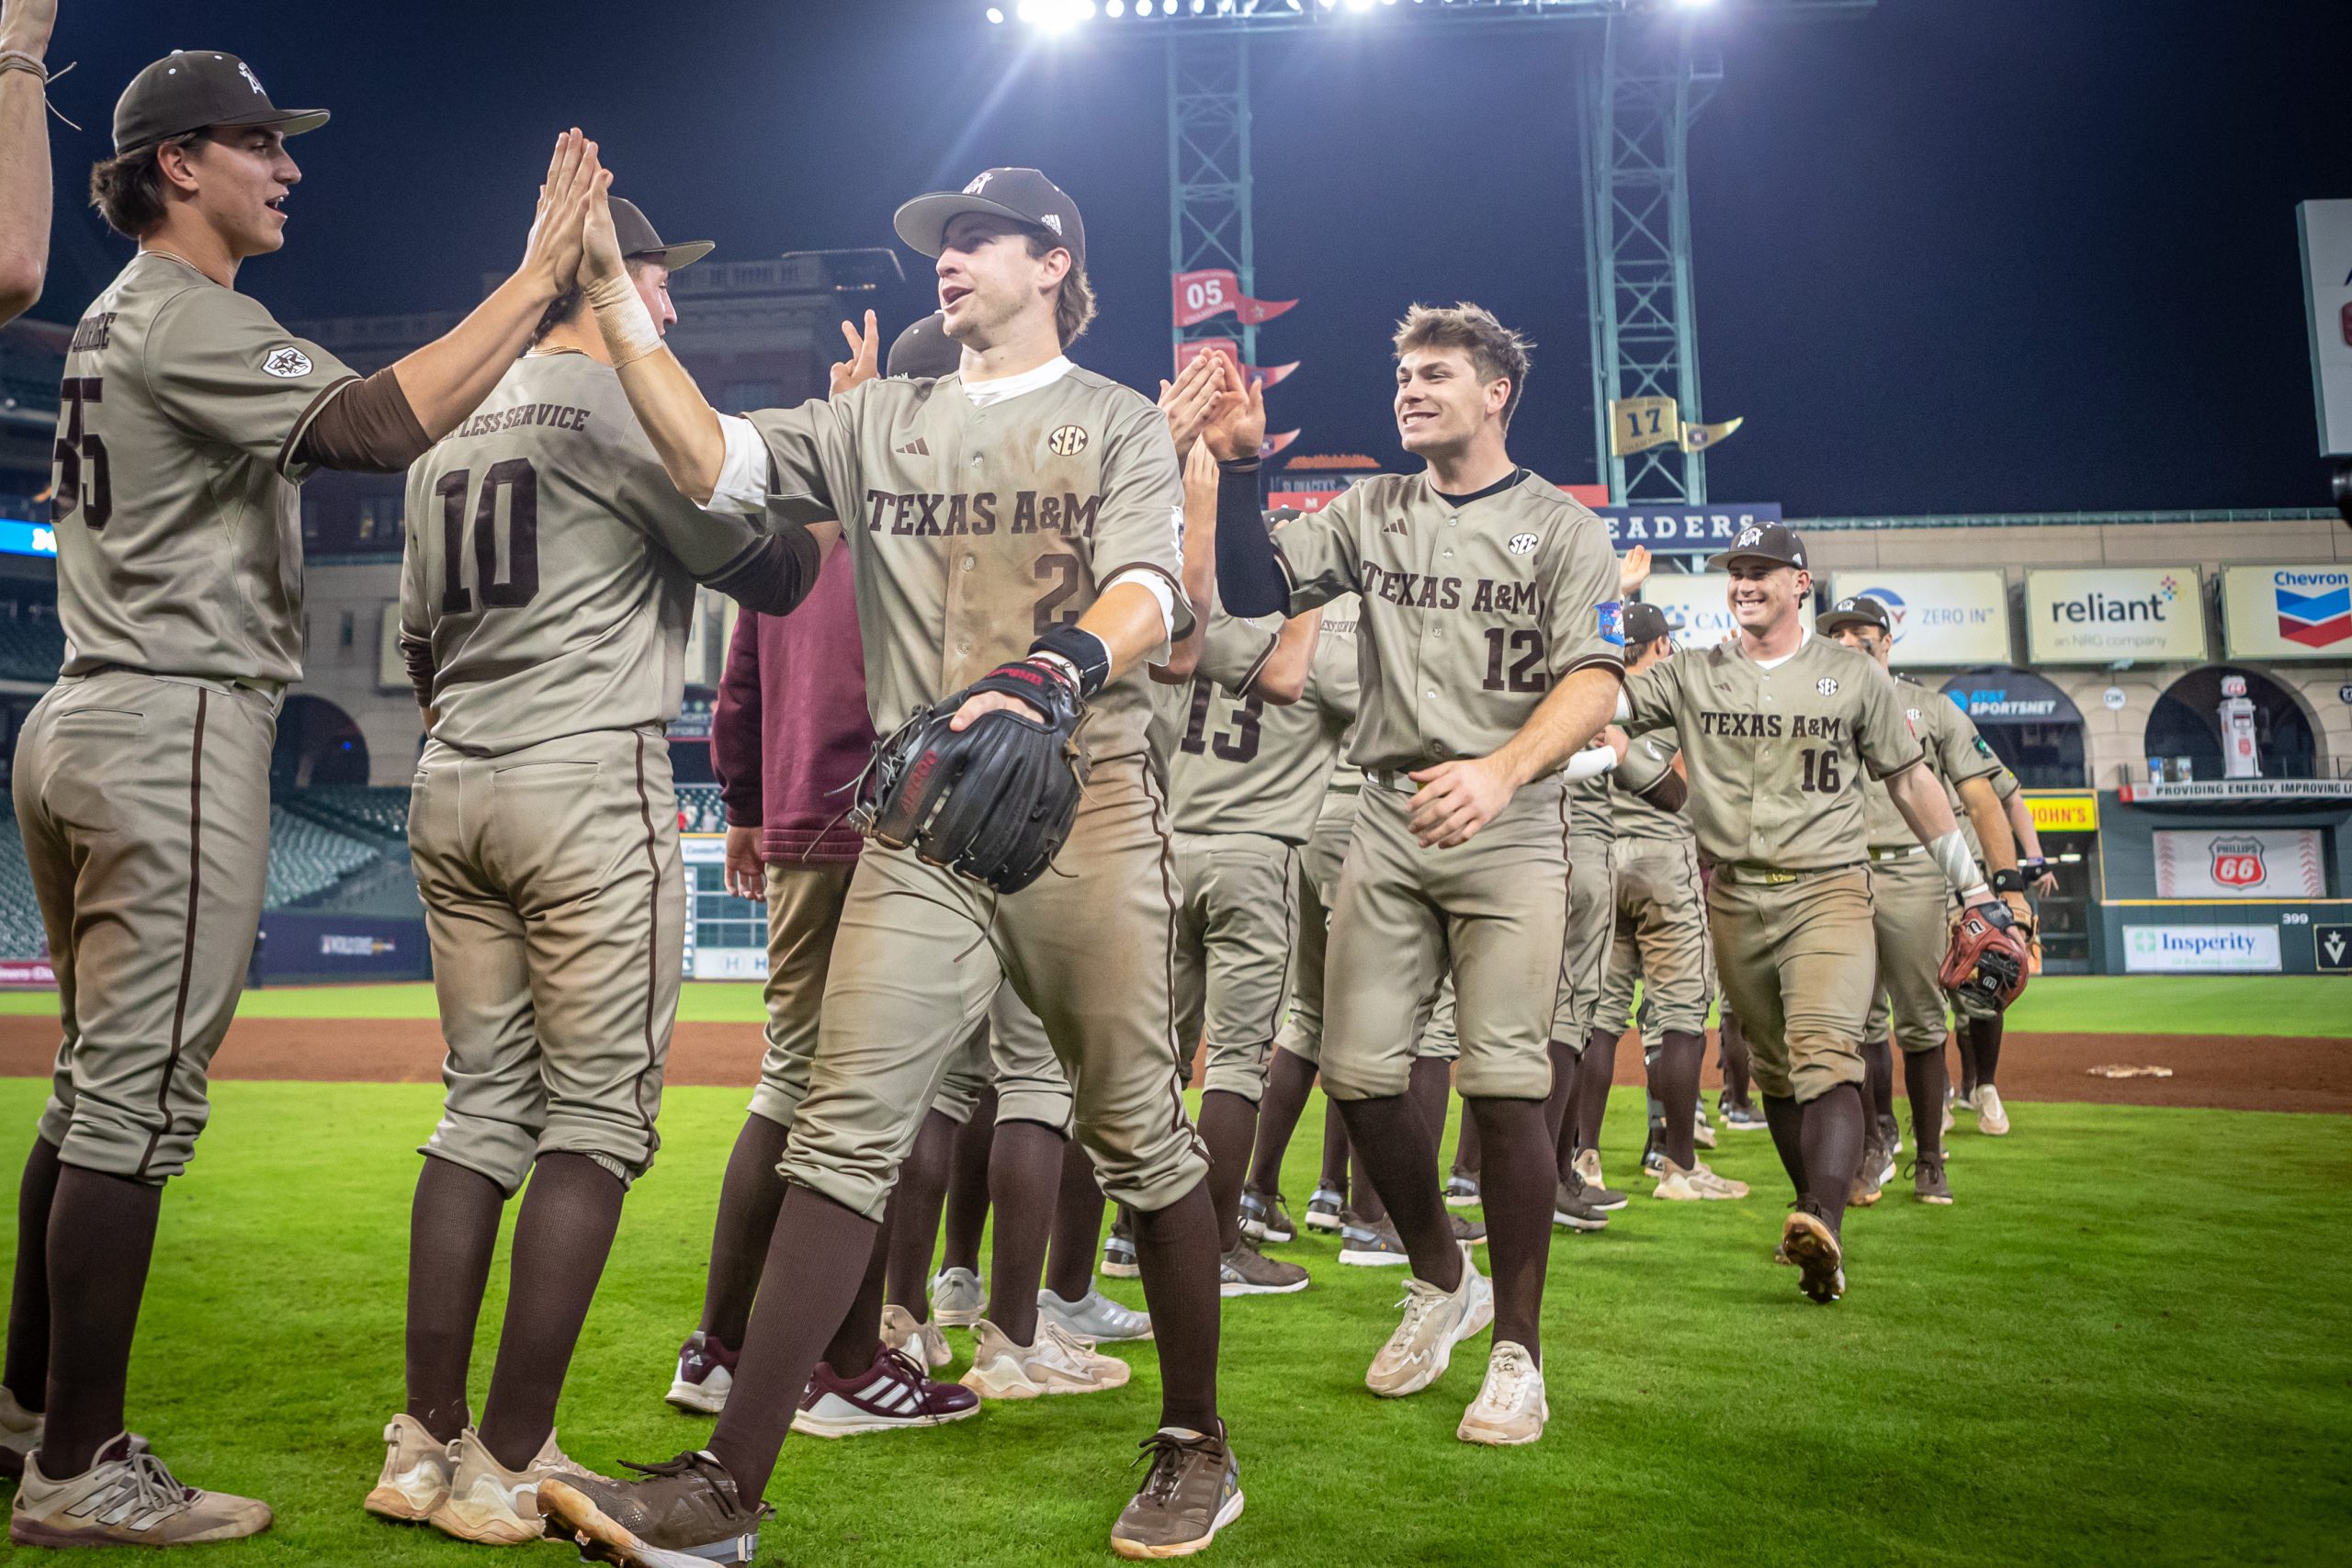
left=854, top=658, right=1086, bottom=895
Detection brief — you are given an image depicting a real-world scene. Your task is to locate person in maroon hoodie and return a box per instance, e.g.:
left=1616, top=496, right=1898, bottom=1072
left=661, top=313, right=984, bottom=1437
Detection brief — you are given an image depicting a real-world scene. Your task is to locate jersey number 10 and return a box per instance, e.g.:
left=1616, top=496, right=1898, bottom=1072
left=435, top=459, right=540, bottom=613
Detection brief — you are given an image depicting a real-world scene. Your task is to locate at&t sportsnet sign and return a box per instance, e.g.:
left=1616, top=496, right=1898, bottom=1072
left=2220, top=565, right=2352, bottom=660
left=1598, top=504, right=1779, bottom=557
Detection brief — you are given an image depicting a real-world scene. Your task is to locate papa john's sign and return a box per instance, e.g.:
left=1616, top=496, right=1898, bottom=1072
left=2153, top=828, right=2324, bottom=899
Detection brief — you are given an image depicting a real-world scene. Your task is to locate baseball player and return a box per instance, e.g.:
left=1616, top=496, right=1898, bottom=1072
left=1215, top=303, right=1625, bottom=1447
left=1818, top=593, right=2023, bottom=1205
left=372, top=196, right=864, bottom=1540
left=1955, top=795, right=2053, bottom=1136
left=1614, top=524, right=2020, bottom=1303
left=1589, top=604, right=1746, bottom=1201
left=0, top=0, right=56, bottom=324
left=537, top=168, right=1239, bottom=1564
left=5, top=58, right=602, bottom=1545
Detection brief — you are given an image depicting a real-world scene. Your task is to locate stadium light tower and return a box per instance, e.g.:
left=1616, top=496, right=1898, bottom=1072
left=988, top=0, right=1873, bottom=503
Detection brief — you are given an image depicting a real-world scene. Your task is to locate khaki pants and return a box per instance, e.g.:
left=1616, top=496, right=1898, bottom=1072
left=746, top=861, right=856, bottom=1132
left=17, top=671, right=276, bottom=1183
left=989, top=987, right=1074, bottom=1134
left=1595, top=839, right=1713, bottom=1041
left=1705, top=866, right=1874, bottom=1105
left=778, top=758, right=1205, bottom=1220
left=1279, top=790, right=1459, bottom=1067
left=411, top=728, right=682, bottom=1195
left=1322, top=776, right=1570, bottom=1102
left=1547, top=832, right=1618, bottom=1047
left=1862, top=852, right=1953, bottom=1054
left=1173, top=830, right=1302, bottom=1103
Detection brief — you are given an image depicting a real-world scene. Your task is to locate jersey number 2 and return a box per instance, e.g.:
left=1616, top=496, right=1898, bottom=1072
left=51, top=377, right=112, bottom=531
left=436, top=459, right=540, bottom=613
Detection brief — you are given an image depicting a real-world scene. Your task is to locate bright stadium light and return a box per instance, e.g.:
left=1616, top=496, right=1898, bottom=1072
left=986, top=4, right=1005, bottom=18
left=1106, top=0, right=1125, bottom=13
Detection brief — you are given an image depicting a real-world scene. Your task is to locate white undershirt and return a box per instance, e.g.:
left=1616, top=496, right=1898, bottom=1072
left=1751, top=625, right=1811, bottom=671
left=710, top=355, right=1175, bottom=641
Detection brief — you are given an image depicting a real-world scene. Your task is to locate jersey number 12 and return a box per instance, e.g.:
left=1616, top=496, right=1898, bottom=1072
left=435, top=459, right=540, bottom=613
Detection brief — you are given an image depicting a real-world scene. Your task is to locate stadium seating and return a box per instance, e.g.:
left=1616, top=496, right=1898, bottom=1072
left=0, top=615, right=64, bottom=684
left=262, top=807, right=380, bottom=909
left=677, top=783, right=729, bottom=835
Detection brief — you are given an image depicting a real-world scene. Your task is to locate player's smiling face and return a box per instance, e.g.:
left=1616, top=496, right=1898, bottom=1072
left=1394, top=347, right=1506, bottom=457
left=175, top=126, right=301, bottom=257
left=1725, top=562, right=1808, bottom=636
left=935, top=213, right=1064, bottom=345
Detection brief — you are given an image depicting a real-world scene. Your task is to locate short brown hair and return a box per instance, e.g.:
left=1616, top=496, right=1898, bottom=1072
left=531, top=255, right=662, bottom=347
left=1393, top=302, right=1532, bottom=428
left=1023, top=230, right=1096, bottom=347
left=89, top=132, right=208, bottom=239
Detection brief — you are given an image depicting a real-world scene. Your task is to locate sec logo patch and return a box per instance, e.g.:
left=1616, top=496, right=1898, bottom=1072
left=262, top=346, right=313, bottom=378
left=1046, top=424, right=1089, bottom=457
left=1816, top=678, right=1839, bottom=696
left=1507, top=532, right=1539, bottom=555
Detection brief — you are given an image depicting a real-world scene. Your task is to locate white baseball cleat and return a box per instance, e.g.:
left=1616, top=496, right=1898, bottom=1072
left=1365, top=1244, right=1492, bottom=1398
left=11, top=1433, right=272, bottom=1548
left=959, top=1319, right=1131, bottom=1398
left=1974, top=1085, right=2010, bottom=1136
left=1457, top=1340, right=1549, bottom=1447
left=880, top=1303, right=954, bottom=1371
left=364, top=1413, right=452, bottom=1523
left=428, top=1427, right=594, bottom=1546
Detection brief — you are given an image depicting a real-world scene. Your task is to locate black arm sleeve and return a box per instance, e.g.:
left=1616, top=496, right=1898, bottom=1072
left=399, top=632, right=435, bottom=712
left=1636, top=770, right=1689, bottom=814
left=1213, top=460, right=1289, bottom=618
left=291, top=367, right=433, bottom=474
left=701, top=525, right=823, bottom=617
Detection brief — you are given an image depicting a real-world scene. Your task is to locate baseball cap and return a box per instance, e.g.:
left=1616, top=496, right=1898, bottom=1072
left=610, top=197, right=712, bottom=273
left=1705, top=522, right=1809, bottom=573
left=887, top=312, right=961, bottom=379
left=1623, top=602, right=1672, bottom=644
left=114, top=51, right=329, bottom=154
left=1816, top=595, right=1892, bottom=636
left=893, top=168, right=1086, bottom=270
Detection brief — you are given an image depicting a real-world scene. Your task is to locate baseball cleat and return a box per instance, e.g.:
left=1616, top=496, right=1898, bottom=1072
left=1781, top=1209, right=1846, bottom=1304
left=665, top=1330, right=737, bottom=1416
left=880, top=1302, right=954, bottom=1371
left=1450, top=1212, right=1487, bottom=1247
left=1941, top=1100, right=1956, bottom=1136
left=0, top=1386, right=40, bottom=1482
left=1443, top=1172, right=1481, bottom=1208
left=1640, top=1136, right=1666, bottom=1180
left=1572, top=1150, right=1628, bottom=1211
left=1366, top=1244, right=1492, bottom=1397
left=1849, top=1148, right=1887, bottom=1208
left=1110, top=1425, right=1243, bottom=1561
left=1336, top=1211, right=1410, bottom=1267
left=1552, top=1178, right=1609, bottom=1233
left=931, top=1264, right=987, bottom=1325
left=1718, top=1098, right=1770, bottom=1133
left=1100, top=1212, right=1141, bottom=1279
left=1910, top=1155, right=1953, bottom=1205
left=1238, top=1184, right=1295, bottom=1245
left=793, top=1348, right=979, bottom=1438
left=364, top=1413, right=452, bottom=1523
left=539, top=1451, right=765, bottom=1568
left=1457, top=1340, right=1548, bottom=1447
left=1039, top=1287, right=1155, bottom=1343
left=1219, top=1239, right=1311, bottom=1296
left=1301, top=1184, right=1346, bottom=1233
left=1654, top=1158, right=1750, bottom=1201
left=10, top=1433, right=272, bottom=1548
left=1974, top=1085, right=2010, bottom=1136
left=960, top=1318, right=1131, bottom=1398
left=430, top=1426, right=594, bottom=1545
left=1692, top=1111, right=1718, bottom=1152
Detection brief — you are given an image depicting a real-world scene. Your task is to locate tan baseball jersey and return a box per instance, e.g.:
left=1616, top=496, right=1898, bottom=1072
left=1623, top=630, right=1924, bottom=869
left=1270, top=471, right=1624, bottom=773
left=400, top=350, right=767, bottom=753
left=1568, top=771, right=1614, bottom=840
left=743, top=365, right=1188, bottom=762
left=1170, top=600, right=1355, bottom=844
left=51, top=252, right=357, bottom=685
left=1860, top=678, right=2003, bottom=851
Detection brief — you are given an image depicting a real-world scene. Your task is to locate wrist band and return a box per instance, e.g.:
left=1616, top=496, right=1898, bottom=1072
left=0, top=51, right=44, bottom=80
left=1029, top=623, right=1111, bottom=698
left=1217, top=457, right=1261, bottom=475
left=585, top=270, right=662, bottom=368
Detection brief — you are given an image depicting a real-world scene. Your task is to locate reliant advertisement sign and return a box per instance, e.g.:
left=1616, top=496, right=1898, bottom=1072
left=1826, top=571, right=2012, bottom=667
left=2025, top=568, right=2208, bottom=664
left=2219, top=564, right=2352, bottom=660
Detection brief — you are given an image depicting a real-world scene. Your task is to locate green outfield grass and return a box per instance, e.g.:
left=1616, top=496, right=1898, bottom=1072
left=0, top=1079, right=2342, bottom=1566
left=0, top=973, right=2346, bottom=1035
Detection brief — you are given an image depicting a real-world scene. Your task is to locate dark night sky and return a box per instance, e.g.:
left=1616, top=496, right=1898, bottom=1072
left=35, top=0, right=2346, bottom=515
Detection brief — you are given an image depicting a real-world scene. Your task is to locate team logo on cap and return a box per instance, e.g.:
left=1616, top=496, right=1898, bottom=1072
left=1836, top=597, right=1858, bottom=611
left=1507, top=533, right=1538, bottom=556
left=237, top=61, right=266, bottom=96
left=1046, top=424, right=1088, bottom=457
left=261, top=346, right=312, bottom=378
left=1816, top=678, right=1839, bottom=696
left=1735, top=525, right=1763, bottom=548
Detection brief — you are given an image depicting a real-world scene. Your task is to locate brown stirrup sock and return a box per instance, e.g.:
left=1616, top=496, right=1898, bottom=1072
left=887, top=1111, right=957, bottom=1319
left=1334, top=1093, right=1461, bottom=1291
left=1861, top=1039, right=1896, bottom=1135
left=707, top=1186, right=880, bottom=1501
left=1798, top=1083, right=1868, bottom=1238
left=984, top=1120, right=1067, bottom=1346
left=820, top=1203, right=894, bottom=1378
left=4, top=1136, right=62, bottom=1413
left=1719, top=1011, right=1755, bottom=1105
left=699, top=1114, right=792, bottom=1354
left=1952, top=1032, right=1980, bottom=1100
left=1465, top=1096, right=1554, bottom=1361
left=1654, top=1029, right=1706, bottom=1167
left=1249, top=1048, right=1318, bottom=1196
left=1447, top=1077, right=1481, bottom=1179
left=1574, top=1025, right=1619, bottom=1154
left=1348, top=1140, right=1385, bottom=1224
left=480, top=1153, right=625, bottom=1472
left=1045, top=1139, right=1107, bottom=1303
left=1197, top=1089, right=1261, bottom=1255
left=940, top=1088, right=997, bottom=1277
left=1319, top=1096, right=1351, bottom=1195
left=1408, top=1056, right=1453, bottom=1163
left=38, top=1165, right=163, bottom=1478
left=404, top=1154, right=504, bottom=1444
left=1903, top=1046, right=1950, bottom=1161
left=1130, top=1182, right=1223, bottom=1435
left=1972, top=1015, right=2005, bottom=1086
left=1761, top=1093, right=1807, bottom=1195
left=1542, top=1040, right=1580, bottom=1158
